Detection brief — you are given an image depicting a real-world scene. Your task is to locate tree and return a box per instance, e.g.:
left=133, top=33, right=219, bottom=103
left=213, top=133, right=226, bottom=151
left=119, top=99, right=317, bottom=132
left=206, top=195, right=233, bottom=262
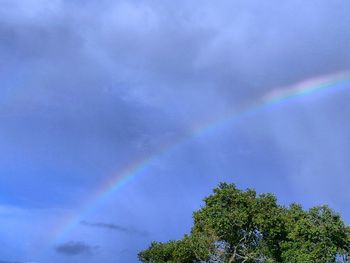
left=138, top=183, right=349, bottom=263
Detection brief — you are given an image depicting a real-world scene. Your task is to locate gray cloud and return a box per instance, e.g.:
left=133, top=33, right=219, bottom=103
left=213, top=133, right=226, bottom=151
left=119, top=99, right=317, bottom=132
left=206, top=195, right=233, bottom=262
left=2, top=0, right=350, bottom=136
left=55, top=241, right=98, bottom=256
left=81, top=220, right=149, bottom=237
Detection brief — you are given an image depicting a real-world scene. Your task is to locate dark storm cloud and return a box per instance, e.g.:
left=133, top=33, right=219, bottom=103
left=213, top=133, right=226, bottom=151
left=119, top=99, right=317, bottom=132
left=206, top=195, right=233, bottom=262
left=80, top=220, right=149, bottom=237
left=55, top=241, right=98, bottom=256
left=86, top=0, right=350, bottom=106
left=2, top=0, right=350, bottom=127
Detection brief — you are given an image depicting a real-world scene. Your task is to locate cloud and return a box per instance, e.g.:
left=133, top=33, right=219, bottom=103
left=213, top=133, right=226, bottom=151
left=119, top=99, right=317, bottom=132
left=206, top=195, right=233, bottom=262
left=80, top=220, right=149, bottom=237
left=55, top=241, right=98, bottom=257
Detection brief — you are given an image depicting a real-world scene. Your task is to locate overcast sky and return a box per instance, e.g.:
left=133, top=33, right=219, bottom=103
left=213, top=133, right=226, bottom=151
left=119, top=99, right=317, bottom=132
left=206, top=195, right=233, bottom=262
left=1, top=0, right=350, bottom=262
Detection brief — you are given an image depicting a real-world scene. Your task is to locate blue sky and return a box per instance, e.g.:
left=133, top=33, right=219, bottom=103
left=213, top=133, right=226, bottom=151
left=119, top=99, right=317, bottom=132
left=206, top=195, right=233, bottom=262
left=1, top=0, right=350, bottom=262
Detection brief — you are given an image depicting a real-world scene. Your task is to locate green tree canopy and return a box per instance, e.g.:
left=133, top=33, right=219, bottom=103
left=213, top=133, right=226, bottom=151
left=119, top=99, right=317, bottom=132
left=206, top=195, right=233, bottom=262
left=139, top=183, right=349, bottom=263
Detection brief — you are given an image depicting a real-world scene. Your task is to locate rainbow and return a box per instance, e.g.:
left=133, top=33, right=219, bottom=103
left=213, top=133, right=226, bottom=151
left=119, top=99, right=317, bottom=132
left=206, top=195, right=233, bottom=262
left=43, top=70, right=350, bottom=257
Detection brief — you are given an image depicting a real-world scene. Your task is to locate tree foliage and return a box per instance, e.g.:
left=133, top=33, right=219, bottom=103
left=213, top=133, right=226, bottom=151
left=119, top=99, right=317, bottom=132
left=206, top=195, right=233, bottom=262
left=139, top=183, right=349, bottom=262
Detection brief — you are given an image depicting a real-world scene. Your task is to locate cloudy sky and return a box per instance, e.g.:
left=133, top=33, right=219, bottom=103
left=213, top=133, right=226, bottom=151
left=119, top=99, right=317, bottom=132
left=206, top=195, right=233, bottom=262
left=1, top=0, right=350, bottom=262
